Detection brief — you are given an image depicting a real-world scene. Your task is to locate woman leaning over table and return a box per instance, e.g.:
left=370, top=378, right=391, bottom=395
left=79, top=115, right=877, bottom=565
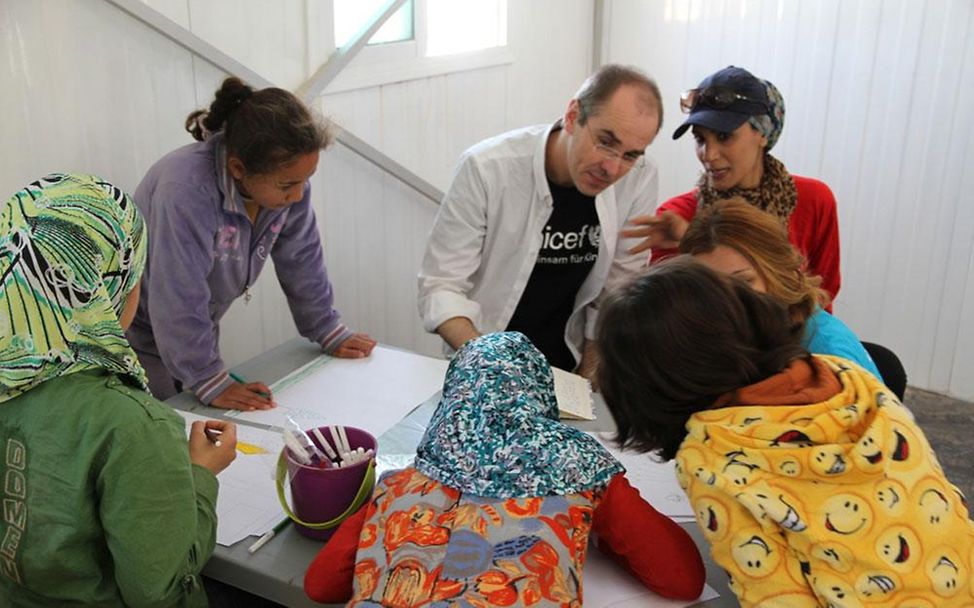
left=127, top=77, right=375, bottom=411
left=626, top=66, right=842, bottom=303
left=0, top=174, right=236, bottom=606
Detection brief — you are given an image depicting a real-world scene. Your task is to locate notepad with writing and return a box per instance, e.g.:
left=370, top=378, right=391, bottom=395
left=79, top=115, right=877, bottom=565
left=552, top=366, right=596, bottom=420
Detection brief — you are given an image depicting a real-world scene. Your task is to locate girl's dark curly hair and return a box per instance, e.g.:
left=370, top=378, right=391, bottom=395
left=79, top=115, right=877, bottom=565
left=185, top=77, right=332, bottom=174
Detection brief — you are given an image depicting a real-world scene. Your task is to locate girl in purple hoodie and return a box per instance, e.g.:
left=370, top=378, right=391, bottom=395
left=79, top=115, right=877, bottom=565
left=127, top=77, right=375, bottom=410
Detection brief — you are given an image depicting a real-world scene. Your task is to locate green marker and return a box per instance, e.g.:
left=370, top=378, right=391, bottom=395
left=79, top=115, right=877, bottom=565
left=229, top=371, right=273, bottom=399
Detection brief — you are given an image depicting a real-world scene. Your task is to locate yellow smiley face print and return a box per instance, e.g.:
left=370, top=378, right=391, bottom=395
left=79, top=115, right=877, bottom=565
left=777, top=457, right=802, bottom=477
left=822, top=493, right=874, bottom=537
left=851, top=424, right=886, bottom=472
left=915, top=478, right=952, bottom=528
left=810, top=541, right=856, bottom=574
left=874, top=524, right=922, bottom=574
left=925, top=548, right=966, bottom=598
left=750, top=490, right=808, bottom=533
left=694, top=495, right=731, bottom=543
left=854, top=570, right=900, bottom=600
left=873, top=478, right=908, bottom=517
left=810, top=571, right=859, bottom=607
left=809, top=445, right=849, bottom=477
left=730, top=529, right=782, bottom=579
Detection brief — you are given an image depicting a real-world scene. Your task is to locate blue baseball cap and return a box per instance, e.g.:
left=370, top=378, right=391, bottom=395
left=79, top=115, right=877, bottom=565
left=672, top=66, right=770, bottom=140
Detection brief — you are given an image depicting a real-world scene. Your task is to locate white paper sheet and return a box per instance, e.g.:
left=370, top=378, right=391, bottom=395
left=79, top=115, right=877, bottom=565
left=589, top=433, right=694, bottom=519
left=225, top=345, right=449, bottom=437
left=552, top=366, right=596, bottom=420
left=177, top=411, right=285, bottom=546
left=584, top=547, right=719, bottom=607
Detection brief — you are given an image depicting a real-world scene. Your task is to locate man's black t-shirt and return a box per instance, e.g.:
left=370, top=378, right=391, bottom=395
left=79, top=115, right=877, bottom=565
left=506, top=180, right=600, bottom=370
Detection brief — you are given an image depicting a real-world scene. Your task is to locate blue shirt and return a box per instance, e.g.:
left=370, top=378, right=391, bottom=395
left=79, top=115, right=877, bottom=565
left=802, top=307, right=883, bottom=380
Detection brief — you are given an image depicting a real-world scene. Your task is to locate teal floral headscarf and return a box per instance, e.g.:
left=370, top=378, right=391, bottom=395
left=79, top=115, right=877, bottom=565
left=415, top=332, right=623, bottom=498
left=0, top=174, right=148, bottom=403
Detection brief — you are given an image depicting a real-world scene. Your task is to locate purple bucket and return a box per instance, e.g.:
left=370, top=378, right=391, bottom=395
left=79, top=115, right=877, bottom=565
left=279, top=426, right=377, bottom=541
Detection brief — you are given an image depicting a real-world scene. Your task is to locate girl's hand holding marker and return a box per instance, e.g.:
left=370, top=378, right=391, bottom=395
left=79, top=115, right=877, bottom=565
left=189, top=420, right=238, bottom=475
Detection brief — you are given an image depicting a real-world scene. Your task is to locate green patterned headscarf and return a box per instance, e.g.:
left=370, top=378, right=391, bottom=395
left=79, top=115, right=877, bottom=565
left=0, top=173, right=148, bottom=403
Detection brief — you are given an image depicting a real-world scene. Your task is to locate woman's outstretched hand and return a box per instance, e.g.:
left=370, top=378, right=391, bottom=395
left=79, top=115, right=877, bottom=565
left=622, top=211, right=689, bottom=254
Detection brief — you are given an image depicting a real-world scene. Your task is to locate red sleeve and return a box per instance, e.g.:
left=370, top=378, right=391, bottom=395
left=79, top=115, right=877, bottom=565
left=591, top=473, right=705, bottom=601
left=649, top=191, right=699, bottom=265
left=303, top=505, right=369, bottom=604
left=791, top=177, right=841, bottom=309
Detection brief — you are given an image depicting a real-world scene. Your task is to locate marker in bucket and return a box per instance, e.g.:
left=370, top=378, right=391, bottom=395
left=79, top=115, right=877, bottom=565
left=328, top=426, right=345, bottom=461
left=311, top=427, right=339, bottom=462
left=284, top=416, right=328, bottom=463
left=337, top=426, right=351, bottom=455
left=281, top=430, right=312, bottom=465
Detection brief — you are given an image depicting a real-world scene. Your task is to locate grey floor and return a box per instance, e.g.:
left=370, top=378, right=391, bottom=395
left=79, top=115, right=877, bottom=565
left=906, top=386, right=974, bottom=500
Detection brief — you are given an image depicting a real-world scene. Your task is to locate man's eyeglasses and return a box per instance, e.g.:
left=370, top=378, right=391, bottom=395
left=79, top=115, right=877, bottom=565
left=584, top=124, right=645, bottom=168
left=680, top=87, right=768, bottom=114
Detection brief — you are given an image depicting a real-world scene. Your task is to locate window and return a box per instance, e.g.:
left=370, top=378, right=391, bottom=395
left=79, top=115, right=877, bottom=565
left=333, top=0, right=414, bottom=48
left=425, top=0, right=506, bottom=57
left=328, top=0, right=510, bottom=92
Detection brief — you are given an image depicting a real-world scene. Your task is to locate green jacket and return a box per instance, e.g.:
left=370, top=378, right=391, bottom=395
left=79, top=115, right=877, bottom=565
left=0, top=370, right=217, bottom=607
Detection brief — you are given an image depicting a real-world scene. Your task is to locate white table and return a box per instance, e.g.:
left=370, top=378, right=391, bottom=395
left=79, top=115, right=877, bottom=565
left=167, top=338, right=735, bottom=607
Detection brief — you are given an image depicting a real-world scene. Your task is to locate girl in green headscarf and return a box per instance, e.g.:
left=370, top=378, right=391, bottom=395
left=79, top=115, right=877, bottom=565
left=0, top=174, right=236, bottom=606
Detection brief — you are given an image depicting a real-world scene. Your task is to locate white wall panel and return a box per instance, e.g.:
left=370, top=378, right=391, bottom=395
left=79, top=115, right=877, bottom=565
left=604, top=0, right=974, bottom=399
left=186, top=0, right=309, bottom=89
left=0, top=0, right=198, bottom=195
left=321, top=66, right=511, bottom=191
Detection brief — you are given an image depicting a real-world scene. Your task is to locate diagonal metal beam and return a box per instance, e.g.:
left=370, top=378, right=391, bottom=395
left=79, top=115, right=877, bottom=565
left=335, top=126, right=443, bottom=202
left=101, top=0, right=442, bottom=204
left=296, top=0, right=408, bottom=102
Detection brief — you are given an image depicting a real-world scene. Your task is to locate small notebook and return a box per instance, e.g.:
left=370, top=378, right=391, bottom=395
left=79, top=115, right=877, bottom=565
left=552, top=367, right=596, bottom=420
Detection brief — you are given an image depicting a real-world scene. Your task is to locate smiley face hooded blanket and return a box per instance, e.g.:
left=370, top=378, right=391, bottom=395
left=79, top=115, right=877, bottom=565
left=676, top=355, right=974, bottom=607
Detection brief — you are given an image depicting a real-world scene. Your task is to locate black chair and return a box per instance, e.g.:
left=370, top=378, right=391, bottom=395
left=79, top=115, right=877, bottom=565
left=861, top=342, right=906, bottom=401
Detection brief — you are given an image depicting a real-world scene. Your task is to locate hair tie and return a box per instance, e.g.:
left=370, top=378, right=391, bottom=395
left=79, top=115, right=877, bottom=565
left=235, top=89, right=254, bottom=107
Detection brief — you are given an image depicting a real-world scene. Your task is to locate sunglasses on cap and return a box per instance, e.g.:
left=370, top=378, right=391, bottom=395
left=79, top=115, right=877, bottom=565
left=680, top=86, right=769, bottom=114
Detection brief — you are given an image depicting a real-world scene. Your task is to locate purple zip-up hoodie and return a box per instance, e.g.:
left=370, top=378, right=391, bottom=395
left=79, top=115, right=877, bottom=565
left=126, top=132, right=351, bottom=404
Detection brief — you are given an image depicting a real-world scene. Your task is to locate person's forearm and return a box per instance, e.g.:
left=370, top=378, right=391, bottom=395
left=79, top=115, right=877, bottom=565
left=436, top=316, right=481, bottom=350
left=577, top=339, right=599, bottom=382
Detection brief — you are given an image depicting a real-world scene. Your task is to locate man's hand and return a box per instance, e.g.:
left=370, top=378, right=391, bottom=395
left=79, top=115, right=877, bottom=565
left=332, top=333, right=378, bottom=359
left=621, top=210, right=689, bottom=254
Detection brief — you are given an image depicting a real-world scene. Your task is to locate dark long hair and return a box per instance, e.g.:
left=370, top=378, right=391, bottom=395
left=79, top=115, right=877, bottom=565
left=185, top=77, right=333, bottom=174
left=596, top=257, right=809, bottom=460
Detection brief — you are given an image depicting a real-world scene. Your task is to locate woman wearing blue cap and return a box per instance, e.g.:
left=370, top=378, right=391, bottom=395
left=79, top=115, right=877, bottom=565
left=625, top=66, right=841, bottom=302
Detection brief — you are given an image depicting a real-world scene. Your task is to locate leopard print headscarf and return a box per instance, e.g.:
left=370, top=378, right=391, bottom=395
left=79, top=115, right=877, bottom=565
left=697, top=154, right=798, bottom=225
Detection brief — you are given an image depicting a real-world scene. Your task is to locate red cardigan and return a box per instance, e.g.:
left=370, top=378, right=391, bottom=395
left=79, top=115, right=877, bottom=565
left=651, top=175, right=842, bottom=304
left=304, top=473, right=705, bottom=604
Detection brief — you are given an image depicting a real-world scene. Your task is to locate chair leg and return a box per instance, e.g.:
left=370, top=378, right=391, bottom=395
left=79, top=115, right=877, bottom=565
left=861, top=342, right=907, bottom=401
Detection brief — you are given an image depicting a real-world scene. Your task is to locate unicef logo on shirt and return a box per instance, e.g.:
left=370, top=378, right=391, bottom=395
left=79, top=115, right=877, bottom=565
left=540, top=224, right=601, bottom=251
left=537, top=224, right=601, bottom=266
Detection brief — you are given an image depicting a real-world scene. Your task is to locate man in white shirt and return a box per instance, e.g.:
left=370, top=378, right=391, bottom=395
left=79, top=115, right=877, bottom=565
left=418, top=64, right=662, bottom=375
